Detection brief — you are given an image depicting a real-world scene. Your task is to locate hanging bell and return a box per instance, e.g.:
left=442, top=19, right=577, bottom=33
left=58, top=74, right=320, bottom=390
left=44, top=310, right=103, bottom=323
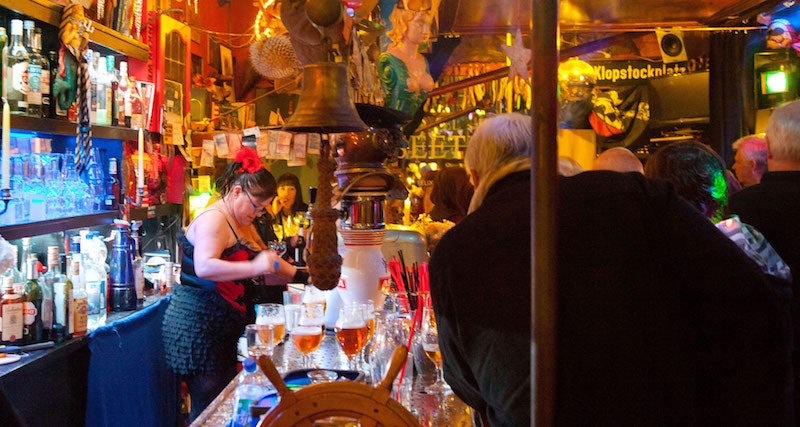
left=283, top=63, right=368, bottom=134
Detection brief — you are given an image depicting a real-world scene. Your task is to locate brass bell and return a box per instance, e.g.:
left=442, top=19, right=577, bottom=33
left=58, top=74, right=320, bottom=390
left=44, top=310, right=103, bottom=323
left=283, top=63, right=368, bottom=134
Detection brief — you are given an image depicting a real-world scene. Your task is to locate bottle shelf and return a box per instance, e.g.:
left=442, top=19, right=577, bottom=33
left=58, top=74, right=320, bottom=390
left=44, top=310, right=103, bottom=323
left=0, top=0, right=149, bottom=62
left=0, top=210, right=117, bottom=241
left=2, top=114, right=145, bottom=141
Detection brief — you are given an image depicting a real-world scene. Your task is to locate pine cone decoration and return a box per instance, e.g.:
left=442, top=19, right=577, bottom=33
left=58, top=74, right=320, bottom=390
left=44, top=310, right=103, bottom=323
left=306, top=140, right=342, bottom=290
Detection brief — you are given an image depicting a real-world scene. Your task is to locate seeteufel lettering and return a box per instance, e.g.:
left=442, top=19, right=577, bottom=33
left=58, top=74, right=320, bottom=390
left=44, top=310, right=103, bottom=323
left=593, top=63, right=689, bottom=83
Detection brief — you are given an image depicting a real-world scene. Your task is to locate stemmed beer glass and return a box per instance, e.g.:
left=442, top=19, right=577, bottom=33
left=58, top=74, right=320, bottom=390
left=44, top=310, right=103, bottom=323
left=421, top=306, right=451, bottom=394
left=335, top=304, right=368, bottom=370
left=291, top=301, right=325, bottom=368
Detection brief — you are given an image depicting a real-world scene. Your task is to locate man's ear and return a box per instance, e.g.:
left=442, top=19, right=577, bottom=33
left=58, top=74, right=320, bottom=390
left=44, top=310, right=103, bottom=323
left=469, top=169, right=480, bottom=188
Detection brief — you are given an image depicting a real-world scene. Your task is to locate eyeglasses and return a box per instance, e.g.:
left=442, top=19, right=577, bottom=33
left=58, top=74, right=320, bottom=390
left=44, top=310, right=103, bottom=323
left=243, top=190, right=267, bottom=215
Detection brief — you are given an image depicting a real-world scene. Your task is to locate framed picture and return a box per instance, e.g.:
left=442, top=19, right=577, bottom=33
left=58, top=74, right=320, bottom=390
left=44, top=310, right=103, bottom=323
left=208, top=37, right=221, bottom=72
left=220, top=45, right=233, bottom=76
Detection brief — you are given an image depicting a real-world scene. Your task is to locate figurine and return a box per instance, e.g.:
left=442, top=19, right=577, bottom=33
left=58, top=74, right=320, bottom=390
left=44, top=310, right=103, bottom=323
left=376, top=0, right=435, bottom=116
left=53, top=2, right=91, bottom=117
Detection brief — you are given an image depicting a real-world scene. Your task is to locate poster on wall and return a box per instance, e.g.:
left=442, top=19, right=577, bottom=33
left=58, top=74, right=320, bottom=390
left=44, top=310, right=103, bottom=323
left=163, top=80, right=183, bottom=126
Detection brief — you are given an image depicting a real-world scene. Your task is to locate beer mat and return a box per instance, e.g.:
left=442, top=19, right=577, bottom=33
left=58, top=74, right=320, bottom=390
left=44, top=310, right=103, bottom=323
left=0, top=354, right=22, bottom=365
left=283, top=369, right=365, bottom=389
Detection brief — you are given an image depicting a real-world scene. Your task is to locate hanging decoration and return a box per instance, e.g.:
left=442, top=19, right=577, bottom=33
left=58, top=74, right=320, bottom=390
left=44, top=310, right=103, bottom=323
left=500, top=28, right=531, bottom=85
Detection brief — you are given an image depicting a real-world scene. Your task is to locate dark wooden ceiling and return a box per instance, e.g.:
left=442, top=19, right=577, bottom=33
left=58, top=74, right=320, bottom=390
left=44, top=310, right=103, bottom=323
left=436, top=0, right=785, bottom=35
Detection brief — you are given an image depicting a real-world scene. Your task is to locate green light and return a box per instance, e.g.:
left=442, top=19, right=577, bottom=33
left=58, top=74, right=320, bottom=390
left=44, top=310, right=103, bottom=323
left=764, top=70, right=788, bottom=94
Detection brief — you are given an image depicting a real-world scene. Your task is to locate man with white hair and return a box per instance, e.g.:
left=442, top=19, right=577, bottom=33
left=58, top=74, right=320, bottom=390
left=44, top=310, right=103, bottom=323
left=730, top=100, right=800, bottom=419
left=592, top=147, right=644, bottom=173
left=731, top=134, right=768, bottom=187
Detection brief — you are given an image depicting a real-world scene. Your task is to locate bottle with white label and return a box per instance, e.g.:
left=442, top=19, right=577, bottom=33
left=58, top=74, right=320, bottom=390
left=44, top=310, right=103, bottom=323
left=1, top=276, right=24, bottom=344
left=24, top=23, right=44, bottom=118
left=3, top=19, right=29, bottom=113
left=69, top=259, right=88, bottom=337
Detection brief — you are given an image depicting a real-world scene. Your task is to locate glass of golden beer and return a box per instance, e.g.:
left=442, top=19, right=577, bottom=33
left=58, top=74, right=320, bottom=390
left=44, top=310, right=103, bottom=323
left=256, top=303, right=286, bottom=345
left=291, top=302, right=325, bottom=368
left=335, top=304, right=368, bottom=370
left=421, top=306, right=451, bottom=394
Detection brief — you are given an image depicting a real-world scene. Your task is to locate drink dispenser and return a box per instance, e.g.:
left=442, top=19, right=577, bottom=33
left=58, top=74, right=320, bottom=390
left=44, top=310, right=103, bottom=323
left=109, top=219, right=136, bottom=311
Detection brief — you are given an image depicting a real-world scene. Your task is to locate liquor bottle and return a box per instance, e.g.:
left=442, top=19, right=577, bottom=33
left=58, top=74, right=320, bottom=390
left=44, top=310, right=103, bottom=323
left=83, top=233, right=107, bottom=329
left=69, top=259, right=88, bottom=337
left=25, top=24, right=44, bottom=118
left=1, top=276, right=24, bottom=344
left=88, top=50, right=98, bottom=124
left=3, top=19, right=29, bottom=114
left=129, top=76, right=144, bottom=129
left=131, top=221, right=144, bottom=303
left=20, top=237, right=32, bottom=280
left=52, top=248, right=72, bottom=339
left=2, top=245, right=23, bottom=289
left=22, top=254, right=43, bottom=344
left=47, top=50, right=57, bottom=118
left=105, top=157, right=120, bottom=211
left=109, top=220, right=136, bottom=311
left=96, top=56, right=111, bottom=126
left=294, top=227, right=306, bottom=267
left=118, top=61, right=130, bottom=127
left=40, top=246, right=60, bottom=339
left=37, top=31, right=51, bottom=118
left=107, top=56, right=119, bottom=126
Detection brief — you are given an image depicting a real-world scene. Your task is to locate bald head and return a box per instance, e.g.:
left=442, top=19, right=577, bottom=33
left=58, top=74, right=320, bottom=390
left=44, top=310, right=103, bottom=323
left=593, top=147, right=644, bottom=173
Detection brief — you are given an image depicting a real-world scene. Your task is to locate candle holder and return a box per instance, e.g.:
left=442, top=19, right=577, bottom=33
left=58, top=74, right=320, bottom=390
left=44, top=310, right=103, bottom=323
left=0, top=188, right=11, bottom=215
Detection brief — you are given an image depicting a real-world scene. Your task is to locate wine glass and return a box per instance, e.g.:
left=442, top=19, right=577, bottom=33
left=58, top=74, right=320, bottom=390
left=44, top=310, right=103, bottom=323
left=421, top=306, right=450, bottom=394
left=291, top=302, right=326, bottom=368
left=256, top=303, right=286, bottom=345
left=335, top=304, right=368, bottom=370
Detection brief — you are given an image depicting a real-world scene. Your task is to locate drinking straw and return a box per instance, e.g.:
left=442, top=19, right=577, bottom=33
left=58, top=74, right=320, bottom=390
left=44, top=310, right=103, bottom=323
left=398, top=306, right=423, bottom=388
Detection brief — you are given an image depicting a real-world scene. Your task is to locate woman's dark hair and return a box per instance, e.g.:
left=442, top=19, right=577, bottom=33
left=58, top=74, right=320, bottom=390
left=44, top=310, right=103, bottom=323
left=215, top=160, right=277, bottom=201
left=430, top=166, right=474, bottom=222
left=276, top=173, right=308, bottom=214
left=643, top=141, right=728, bottom=222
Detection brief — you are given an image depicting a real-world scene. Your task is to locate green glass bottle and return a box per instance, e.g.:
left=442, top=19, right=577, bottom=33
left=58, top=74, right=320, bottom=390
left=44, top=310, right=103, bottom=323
left=22, top=254, right=43, bottom=344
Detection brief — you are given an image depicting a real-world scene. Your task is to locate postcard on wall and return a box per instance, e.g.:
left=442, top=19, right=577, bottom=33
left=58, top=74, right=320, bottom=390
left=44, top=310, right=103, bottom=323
left=243, top=126, right=261, bottom=138
left=307, top=133, right=321, bottom=154
left=256, top=134, right=269, bottom=157
left=227, top=132, right=243, bottom=156
left=266, top=130, right=280, bottom=159
left=201, top=139, right=215, bottom=167
left=213, top=133, right=229, bottom=158
left=276, top=131, right=293, bottom=160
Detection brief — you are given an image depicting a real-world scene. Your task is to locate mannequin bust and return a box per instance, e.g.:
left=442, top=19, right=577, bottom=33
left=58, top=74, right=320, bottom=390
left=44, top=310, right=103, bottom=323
left=377, top=1, right=435, bottom=115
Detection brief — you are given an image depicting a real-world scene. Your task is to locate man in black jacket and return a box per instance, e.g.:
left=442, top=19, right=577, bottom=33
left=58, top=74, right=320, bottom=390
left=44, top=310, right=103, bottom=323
left=430, top=113, right=793, bottom=426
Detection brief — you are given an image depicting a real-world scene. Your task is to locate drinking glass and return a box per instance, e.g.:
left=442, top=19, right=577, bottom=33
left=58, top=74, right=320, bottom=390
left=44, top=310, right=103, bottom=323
left=334, top=304, right=368, bottom=370
left=421, top=306, right=450, bottom=394
left=291, top=302, right=325, bottom=368
left=256, top=303, right=286, bottom=345
left=245, top=323, right=274, bottom=358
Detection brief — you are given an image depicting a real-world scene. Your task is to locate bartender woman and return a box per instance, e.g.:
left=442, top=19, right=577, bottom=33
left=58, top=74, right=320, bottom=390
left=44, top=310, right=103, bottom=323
left=162, top=148, right=308, bottom=421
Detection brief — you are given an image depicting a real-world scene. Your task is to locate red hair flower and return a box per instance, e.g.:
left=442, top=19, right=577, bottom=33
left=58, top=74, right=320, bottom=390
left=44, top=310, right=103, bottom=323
left=236, top=147, right=262, bottom=174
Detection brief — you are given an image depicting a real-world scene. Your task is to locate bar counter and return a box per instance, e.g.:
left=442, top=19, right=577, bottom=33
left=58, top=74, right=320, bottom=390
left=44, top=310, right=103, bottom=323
left=192, top=331, right=475, bottom=426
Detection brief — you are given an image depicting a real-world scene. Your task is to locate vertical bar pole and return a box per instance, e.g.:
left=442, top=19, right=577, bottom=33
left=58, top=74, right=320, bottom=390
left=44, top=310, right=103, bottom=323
left=531, top=0, right=559, bottom=425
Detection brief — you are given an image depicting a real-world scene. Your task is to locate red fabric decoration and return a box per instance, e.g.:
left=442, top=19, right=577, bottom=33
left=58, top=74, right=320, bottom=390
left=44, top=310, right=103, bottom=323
left=236, top=147, right=262, bottom=174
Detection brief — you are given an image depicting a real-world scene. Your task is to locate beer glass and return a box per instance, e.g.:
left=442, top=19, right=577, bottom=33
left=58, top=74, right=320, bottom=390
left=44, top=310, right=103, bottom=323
left=291, top=301, right=325, bottom=368
left=256, top=303, right=286, bottom=345
left=335, top=304, right=368, bottom=370
left=421, top=306, right=450, bottom=394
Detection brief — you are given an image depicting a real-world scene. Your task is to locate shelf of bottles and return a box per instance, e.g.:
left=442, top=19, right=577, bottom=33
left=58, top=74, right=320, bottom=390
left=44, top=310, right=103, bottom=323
left=0, top=211, right=117, bottom=241
left=0, top=0, right=149, bottom=62
left=2, top=114, right=141, bottom=141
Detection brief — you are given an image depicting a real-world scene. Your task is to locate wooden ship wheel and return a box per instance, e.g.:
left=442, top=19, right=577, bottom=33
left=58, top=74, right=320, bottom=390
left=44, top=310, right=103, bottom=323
left=256, top=345, right=421, bottom=427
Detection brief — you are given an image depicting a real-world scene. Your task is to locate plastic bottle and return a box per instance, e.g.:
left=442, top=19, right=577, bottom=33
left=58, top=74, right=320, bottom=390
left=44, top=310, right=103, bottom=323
left=231, top=358, right=271, bottom=427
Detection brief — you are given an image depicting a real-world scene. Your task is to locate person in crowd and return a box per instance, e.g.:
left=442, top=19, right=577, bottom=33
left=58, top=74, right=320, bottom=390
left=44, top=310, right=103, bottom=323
left=557, top=156, right=584, bottom=176
left=430, top=113, right=792, bottom=426
left=731, top=134, right=768, bottom=188
left=162, top=148, right=309, bottom=421
left=593, top=146, right=644, bottom=173
left=730, top=100, right=800, bottom=418
left=643, top=141, right=730, bottom=222
left=429, top=166, right=473, bottom=224
left=271, top=172, right=309, bottom=262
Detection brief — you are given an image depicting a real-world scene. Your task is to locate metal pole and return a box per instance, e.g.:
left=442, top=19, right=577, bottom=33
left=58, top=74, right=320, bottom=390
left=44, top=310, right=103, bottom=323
left=531, top=0, right=559, bottom=424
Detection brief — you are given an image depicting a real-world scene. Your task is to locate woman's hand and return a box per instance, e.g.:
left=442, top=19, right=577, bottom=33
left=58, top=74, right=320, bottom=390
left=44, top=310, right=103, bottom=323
left=254, top=249, right=282, bottom=275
